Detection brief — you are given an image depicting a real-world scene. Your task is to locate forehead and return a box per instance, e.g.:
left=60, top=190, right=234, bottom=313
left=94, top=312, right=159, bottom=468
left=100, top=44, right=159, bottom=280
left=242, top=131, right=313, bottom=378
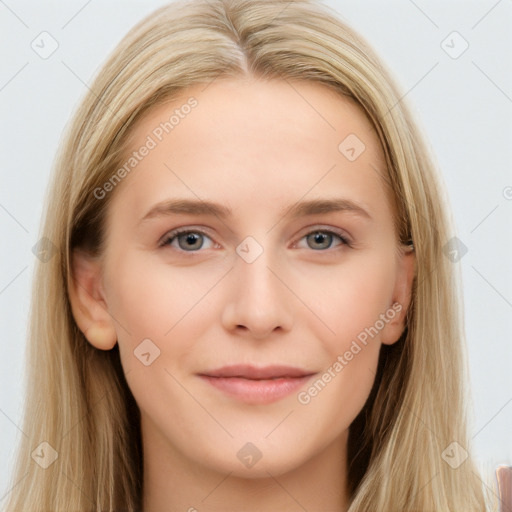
left=109, top=77, right=392, bottom=227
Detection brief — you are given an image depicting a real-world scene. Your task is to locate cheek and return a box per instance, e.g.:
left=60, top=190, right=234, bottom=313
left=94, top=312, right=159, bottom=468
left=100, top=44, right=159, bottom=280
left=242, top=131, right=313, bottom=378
left=291, top=251, right=394, bottom=414
left=294, top=261, right=390, bottom=435
left=296, top=344, right=379, bottom=445
left=292, top=250, right=396, bottom=345
left=103, top=250, right=226, bottom=363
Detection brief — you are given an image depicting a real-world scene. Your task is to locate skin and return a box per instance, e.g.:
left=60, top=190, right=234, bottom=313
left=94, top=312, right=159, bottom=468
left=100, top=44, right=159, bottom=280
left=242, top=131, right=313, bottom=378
left=69, top=76, right=415, bottom=512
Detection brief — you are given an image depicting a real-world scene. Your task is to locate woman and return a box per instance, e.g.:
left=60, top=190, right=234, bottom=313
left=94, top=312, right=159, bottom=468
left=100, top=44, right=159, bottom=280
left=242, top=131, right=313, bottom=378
left=4, top=0, right=495, bottom=510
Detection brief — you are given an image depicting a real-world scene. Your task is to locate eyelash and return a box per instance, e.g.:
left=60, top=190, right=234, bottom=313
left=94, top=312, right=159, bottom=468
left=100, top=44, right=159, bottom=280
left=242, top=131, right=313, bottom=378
left=158, top=226, right=352, bottom=253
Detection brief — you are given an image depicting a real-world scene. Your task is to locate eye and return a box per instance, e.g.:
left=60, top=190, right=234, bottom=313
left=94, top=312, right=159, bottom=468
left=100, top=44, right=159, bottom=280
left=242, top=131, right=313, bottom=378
left=295, top=228, right=351, bottom=251
left=159, top=228, right=216, bottom=252
left=159, top=226, right=351, bottom=253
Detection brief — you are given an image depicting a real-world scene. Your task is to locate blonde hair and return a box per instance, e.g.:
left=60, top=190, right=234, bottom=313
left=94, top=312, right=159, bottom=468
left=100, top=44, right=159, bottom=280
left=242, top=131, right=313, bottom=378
left=3, top=0, right=496, bottom=510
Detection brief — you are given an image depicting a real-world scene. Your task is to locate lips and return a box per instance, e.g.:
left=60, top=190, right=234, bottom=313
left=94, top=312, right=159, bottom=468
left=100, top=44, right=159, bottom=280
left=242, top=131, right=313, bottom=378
left=198, top=364, right=316, bottom=405
left=200, top=364, right=314, bottom=380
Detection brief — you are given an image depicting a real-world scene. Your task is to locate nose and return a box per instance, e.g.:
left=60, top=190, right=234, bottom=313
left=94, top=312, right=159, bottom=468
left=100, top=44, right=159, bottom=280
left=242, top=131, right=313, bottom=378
left=221, top=246, right=293, bottom=339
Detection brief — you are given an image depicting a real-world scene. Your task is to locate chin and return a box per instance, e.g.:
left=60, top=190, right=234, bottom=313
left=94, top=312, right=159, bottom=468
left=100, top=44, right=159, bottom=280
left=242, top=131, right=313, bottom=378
left=201, top=443, right=309, bottom=479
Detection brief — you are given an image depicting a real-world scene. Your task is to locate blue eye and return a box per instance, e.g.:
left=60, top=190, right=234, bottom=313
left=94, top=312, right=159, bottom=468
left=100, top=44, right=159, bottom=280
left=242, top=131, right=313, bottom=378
left=159, top=227, right=350, bottom=253
left=159, top=229, right=215, bottom=252
left=297, top=230, right=350, bottom=251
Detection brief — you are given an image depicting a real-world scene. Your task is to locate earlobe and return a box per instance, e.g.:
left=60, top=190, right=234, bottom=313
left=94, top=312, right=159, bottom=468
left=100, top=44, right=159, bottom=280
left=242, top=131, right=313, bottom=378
left=381, top=247, right=416, bottom=346
left=83, top=322, right=118, bottom=350
left=68, top=249, right=117, bottom=350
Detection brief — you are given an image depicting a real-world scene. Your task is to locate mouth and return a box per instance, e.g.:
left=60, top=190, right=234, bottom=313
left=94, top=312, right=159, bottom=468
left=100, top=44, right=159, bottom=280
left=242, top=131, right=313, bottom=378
left=198, top=364, right=316, bottom=405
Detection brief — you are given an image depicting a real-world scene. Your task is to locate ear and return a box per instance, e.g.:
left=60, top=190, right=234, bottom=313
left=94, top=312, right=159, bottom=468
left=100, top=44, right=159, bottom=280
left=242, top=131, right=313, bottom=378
left=381, top=245, right=415, bottom=346
left=67, top=249, right=117, bottom=350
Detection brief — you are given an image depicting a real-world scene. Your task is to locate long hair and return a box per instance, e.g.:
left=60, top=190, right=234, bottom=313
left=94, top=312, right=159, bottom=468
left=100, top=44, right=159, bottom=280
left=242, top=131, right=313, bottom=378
left=3, top=0, right=495, bottom=510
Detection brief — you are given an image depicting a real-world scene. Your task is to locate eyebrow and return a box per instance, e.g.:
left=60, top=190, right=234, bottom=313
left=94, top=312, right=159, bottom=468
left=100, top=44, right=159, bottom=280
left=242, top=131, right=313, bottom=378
left=140, top=197, right=372, bottom=223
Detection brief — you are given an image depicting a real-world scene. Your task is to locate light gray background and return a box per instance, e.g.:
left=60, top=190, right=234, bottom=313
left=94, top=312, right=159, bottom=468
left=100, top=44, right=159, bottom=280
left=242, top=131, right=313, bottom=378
left=1, top=0, right=511, bottom=502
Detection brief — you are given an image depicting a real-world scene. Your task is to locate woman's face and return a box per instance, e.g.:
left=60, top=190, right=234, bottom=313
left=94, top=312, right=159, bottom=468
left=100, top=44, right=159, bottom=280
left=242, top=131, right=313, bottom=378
left=77, top=77, right=414, bottom=478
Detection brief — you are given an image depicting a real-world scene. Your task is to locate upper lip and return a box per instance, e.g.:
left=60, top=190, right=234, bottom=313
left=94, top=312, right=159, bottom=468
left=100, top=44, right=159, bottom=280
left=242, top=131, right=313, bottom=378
left=199, top=364, right=315, bottom=380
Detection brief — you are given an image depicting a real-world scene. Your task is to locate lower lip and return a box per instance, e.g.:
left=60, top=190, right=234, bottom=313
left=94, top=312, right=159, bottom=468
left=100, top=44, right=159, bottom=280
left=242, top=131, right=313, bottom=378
left=199, top=375, right=314, bottom=405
